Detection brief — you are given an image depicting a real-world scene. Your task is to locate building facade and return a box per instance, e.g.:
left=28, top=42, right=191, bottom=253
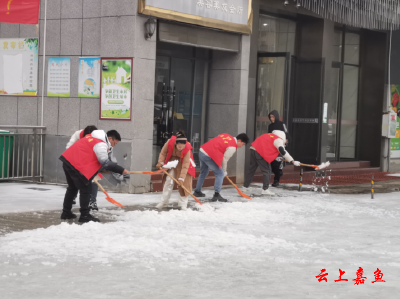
left=0, top=0, right=396, bottom=192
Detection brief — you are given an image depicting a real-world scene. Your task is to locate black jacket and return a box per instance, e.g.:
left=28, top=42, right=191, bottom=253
left=268, top=110, right=286, bottom=133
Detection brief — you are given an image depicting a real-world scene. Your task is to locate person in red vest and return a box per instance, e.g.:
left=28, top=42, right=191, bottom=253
left=194, top=133, right=249, bottom=202
left=156, top=130, right=195, bottom=211
left=241, top=130, right=300, bottom=195
left=66, top=125, right=97, bottom=206
left=59, top=129, right=129, bottom=223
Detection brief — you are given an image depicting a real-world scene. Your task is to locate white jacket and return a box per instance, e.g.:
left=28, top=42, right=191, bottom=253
left=66, top=129, right=83, bottom=149
left=91, top=130, right=113, bottom=165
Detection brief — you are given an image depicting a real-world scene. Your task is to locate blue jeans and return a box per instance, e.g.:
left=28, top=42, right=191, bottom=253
left=195, top=151, right=225, bottom=193
left=91, top=181, right=98, bottom=202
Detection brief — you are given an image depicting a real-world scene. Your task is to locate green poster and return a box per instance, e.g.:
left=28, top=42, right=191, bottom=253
left=100, top=58, right=132, bottom=120
left=390, top=85, right=400, bottom=155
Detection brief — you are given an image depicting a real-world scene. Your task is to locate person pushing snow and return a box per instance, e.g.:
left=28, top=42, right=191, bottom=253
left=242, top=130, right=300, bottom=196
left=60, top=130, right=129, bottom=223
left=156, top=131, right=196, bottom=211
left=193, top=133, right=249, bottom=202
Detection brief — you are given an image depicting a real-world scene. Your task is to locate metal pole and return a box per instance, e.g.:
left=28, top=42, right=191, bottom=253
left=40, top=0, right=47, bottom=182
left=388, top=26, right=393, bottom=172
left=299, top=168, right=303, bottom=192
left=371, top=174, right=374, bottom=199
left=1, top=135, right=4, bottom=179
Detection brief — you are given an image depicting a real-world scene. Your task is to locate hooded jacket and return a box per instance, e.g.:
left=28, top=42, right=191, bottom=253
left=268, top=110, right=287, bottom=134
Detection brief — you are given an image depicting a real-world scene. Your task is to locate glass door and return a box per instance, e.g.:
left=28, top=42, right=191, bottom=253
left=153, top=55, right=208, bottom=167
left=255, top=54, right=289, bottom=138
left=328, top=29, right=360, bottom=160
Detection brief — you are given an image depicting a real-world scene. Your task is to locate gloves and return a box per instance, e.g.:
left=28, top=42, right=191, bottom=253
left=275, top=157, right=283, bottom=162
left=156, top=162, right=163, bottom=169
left=293, top=161, right=300, bottom=166
left=123, top=173, right=130, bottom=180
left=224, top=171, right=228, bottom=177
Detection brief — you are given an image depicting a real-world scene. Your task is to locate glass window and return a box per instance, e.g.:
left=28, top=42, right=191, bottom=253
left=255, top=56, right=286, bottom=138
left=340, top=65, right=359, bottom=158
left=333, top=30, right=342, bottom=62
left=258, top=15, right=296, bottom=53
left=344, top=32, right=360, bottom=65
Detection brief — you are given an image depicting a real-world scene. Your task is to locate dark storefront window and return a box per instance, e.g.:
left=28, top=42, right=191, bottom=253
left=328, top=29, right=360, bottom=160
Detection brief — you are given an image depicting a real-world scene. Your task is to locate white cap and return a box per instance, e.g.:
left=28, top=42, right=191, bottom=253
left=272, top=130, right=286, bottom=140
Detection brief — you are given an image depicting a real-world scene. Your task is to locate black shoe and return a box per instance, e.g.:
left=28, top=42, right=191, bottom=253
left=272, top=181, right=280, bottom=187
left=79, top=214, right=100, bottom=223
left=193, top=190, right=206, bottom=197
left=61, top=211, right=77, bottom=220
left=89, top=201, right=98, bottom=211
left=211, top=192, right=228, bottom=202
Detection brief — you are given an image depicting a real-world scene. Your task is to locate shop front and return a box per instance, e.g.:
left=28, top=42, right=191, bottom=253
left=247, top=0, right=388, bottom=169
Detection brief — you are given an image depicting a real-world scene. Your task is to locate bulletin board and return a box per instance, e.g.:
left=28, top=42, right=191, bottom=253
left=0, top=38, right=38, bottom=96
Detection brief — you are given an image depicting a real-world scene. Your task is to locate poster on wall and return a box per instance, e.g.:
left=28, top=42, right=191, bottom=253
left=390, top=85, right=400, bottom=158
left=47, top=57, right=70, bottom=97
left=78, top=57, right=100, bottom=98
left=100, top=58, right=132, bottom=120
left=0, top=38, right=38, bottom=96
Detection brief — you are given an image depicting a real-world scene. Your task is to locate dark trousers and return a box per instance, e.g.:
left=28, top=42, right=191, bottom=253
left=271, top=160, right=283, bottom=182
left=244, top=149, right=271, bottom=190
left=62, top=163, right=92, bottom=215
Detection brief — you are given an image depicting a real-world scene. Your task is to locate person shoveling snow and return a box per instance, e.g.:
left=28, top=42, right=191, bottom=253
left=155, top=131, right=196, bottom=211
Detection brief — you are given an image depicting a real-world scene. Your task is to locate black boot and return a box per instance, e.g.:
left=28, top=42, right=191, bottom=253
left=211, top=192, right=228, bottom=202
left=79, top=214, right=100, bottom=223
left=61, top=211, right=77, bottom=220
left=193, top=190, right=206, bottom=197
left=272, top=181, right=279, bottom=187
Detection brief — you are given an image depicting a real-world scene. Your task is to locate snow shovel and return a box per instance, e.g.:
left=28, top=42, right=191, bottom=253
left=299, top=161, right=330, bottom=170
left=225, top=175, right=252, bottom=200
left=93, top=179, right=124, bottom=207
left=128, top=169, right=166, bottom=175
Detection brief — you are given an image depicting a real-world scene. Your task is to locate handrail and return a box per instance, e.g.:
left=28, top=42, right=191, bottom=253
left=0, top=125, right=46, bottom=130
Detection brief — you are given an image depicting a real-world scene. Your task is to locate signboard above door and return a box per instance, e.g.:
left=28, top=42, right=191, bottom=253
left=139, top=0, right=253, bottom=34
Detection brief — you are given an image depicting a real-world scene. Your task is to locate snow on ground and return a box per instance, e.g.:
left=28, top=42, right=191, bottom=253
left=1, top=182, right=400, bottom=298
left=0, top=182, right=161, bottom=214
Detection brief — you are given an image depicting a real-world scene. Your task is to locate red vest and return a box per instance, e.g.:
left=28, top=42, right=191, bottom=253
left=79, top=130, right=85, bottom=139
left=61, top=134, right=104, bottom=180
left=165, top=136, right=196, bottom=178
left=201, top=133, right=237, bottom=168
left=251, top=133, right=281, bottom=163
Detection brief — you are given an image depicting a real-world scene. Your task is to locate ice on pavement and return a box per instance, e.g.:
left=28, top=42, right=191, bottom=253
left=1, top=182, right=400, bottom=298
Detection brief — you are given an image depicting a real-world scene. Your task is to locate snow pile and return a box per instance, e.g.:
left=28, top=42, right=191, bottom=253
left=316, top=161, right=330, bottom=170
left=163, top=160, right=179, bottom=169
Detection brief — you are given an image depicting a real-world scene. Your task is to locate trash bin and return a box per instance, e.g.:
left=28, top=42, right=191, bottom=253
left=0, top=130, right=14, bottom=179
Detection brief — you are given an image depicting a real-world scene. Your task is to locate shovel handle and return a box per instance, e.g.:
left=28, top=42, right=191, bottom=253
left=158, top=167, right=203, bottom=205
left=299, top=163, right=318, bottom=169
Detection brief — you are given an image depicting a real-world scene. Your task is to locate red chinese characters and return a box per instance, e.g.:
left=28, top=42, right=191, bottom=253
left=371, top=268, right=386, bottom=283
left=352, top=267, right=367, bottom=285
left=315, top=269, right=328, bottom=282
left=334, top=269, right=348, bottom=282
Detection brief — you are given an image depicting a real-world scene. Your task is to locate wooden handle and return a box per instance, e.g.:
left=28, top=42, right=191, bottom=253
left=128, top=171, right=146, bottom=174
left=161, top=169, right=202, bottom=205
left=93, top=179, right=106, bottom=192
left=225, top=175, right=237, bottom=188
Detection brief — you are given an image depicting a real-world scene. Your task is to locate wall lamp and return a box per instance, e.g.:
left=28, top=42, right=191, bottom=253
left=145, top=17, right=156, bottom=40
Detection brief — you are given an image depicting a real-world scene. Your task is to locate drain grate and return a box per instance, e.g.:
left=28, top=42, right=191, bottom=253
left=26, top=187, right=51, bottom=191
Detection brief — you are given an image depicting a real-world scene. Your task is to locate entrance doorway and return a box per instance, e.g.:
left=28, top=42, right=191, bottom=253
left=255, top=53, right=290, bottom=138
left=153, top=44, right=209, bottom=167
